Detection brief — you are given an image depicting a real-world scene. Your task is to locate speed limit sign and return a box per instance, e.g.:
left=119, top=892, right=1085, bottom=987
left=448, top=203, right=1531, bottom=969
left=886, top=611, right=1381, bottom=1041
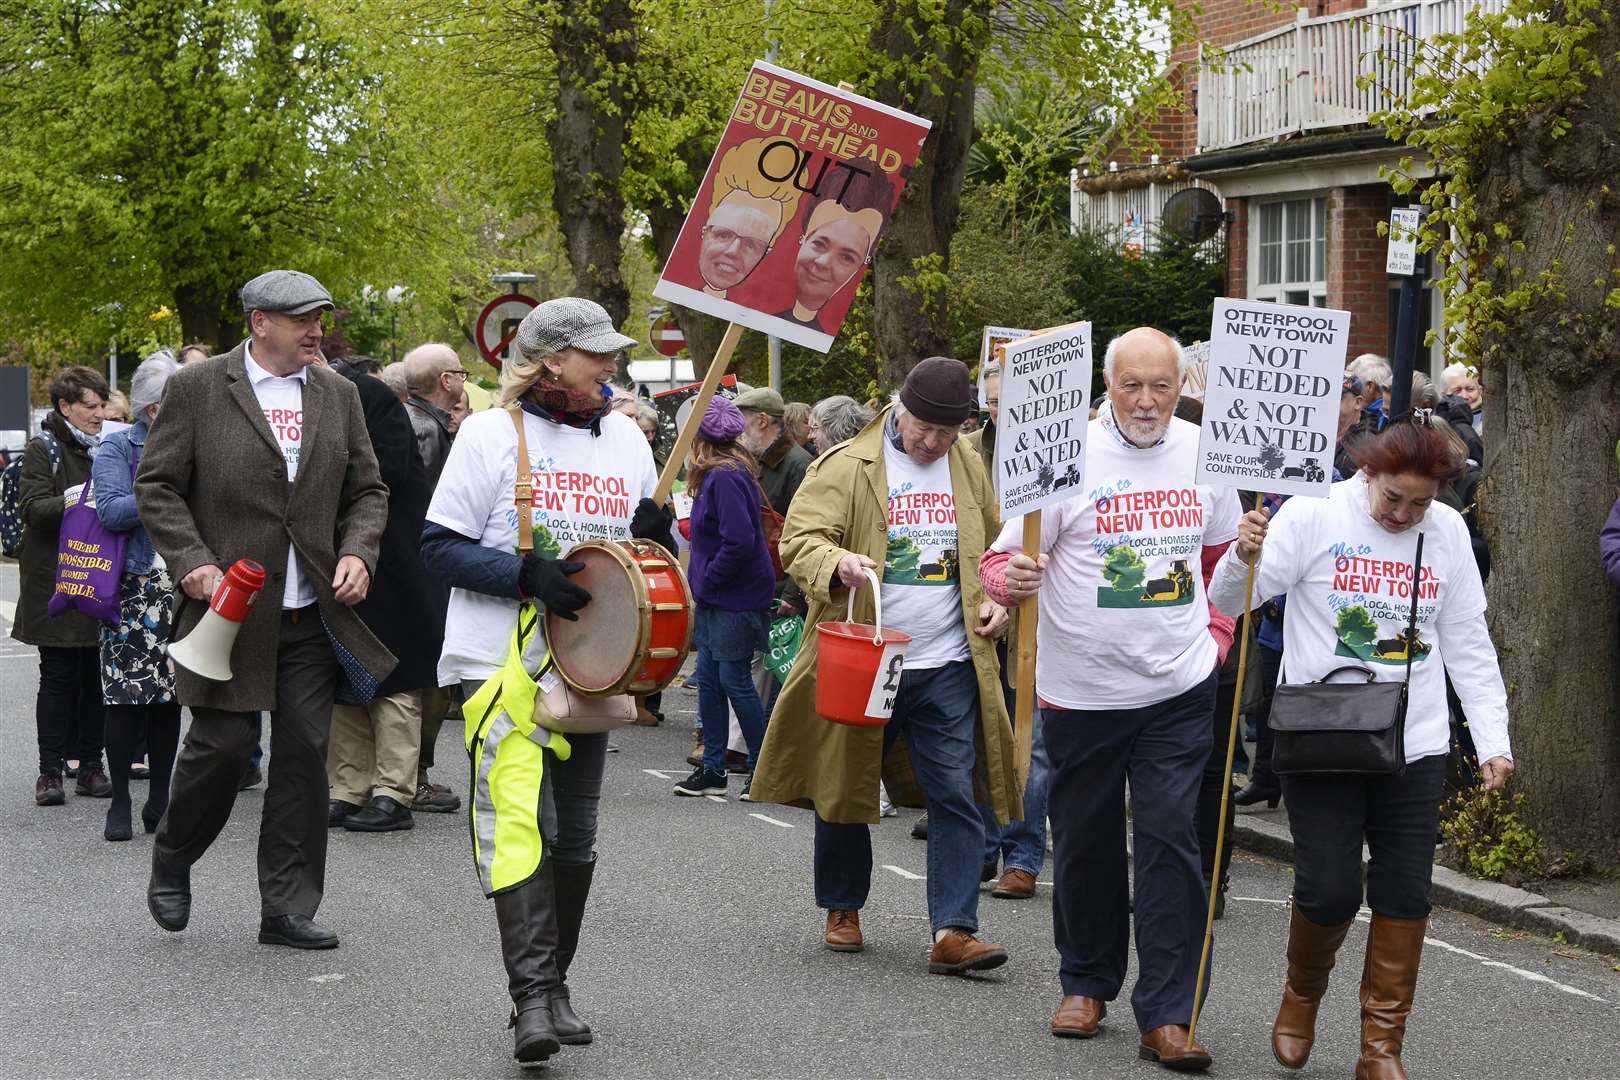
left=475, top=293, right=540, bottom=369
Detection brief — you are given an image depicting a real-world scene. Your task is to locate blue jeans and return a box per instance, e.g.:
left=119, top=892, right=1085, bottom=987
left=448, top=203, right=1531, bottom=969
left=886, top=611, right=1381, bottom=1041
left=1045, top=672, right=1216, bottom=1034
left=813, top=659, right=985, bottom=935
left=981, top=708, right=1051, bottom=874
left=694, top=606, right=770, bottom=773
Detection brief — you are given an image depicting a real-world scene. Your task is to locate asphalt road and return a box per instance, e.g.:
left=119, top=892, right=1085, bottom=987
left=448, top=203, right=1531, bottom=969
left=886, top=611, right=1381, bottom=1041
left=1, top=558, right=1616, bottom=1079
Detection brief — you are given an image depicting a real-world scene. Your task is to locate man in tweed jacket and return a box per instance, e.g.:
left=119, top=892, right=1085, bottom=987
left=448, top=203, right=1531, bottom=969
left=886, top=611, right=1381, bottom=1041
left=136, top=269, right=394, bottom=950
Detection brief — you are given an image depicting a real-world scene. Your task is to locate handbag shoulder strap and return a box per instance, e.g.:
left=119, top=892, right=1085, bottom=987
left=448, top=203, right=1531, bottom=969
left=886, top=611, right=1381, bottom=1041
left=1403, top=532, right=1425, bottom=684
left=510, top=408, right=533, bottom=554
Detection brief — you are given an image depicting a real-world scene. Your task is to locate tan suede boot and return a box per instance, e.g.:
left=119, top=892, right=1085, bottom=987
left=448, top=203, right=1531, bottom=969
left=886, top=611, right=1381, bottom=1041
left=1354, top=913, right=1428, bottom=1080
left=1272, top=907, right=1352, bottom=1068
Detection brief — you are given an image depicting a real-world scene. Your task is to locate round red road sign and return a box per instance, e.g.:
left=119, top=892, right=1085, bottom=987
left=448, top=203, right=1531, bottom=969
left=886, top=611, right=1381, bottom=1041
left=475, top=293, right=540, bottom=369
left=649, top=311, right=685, bottom=358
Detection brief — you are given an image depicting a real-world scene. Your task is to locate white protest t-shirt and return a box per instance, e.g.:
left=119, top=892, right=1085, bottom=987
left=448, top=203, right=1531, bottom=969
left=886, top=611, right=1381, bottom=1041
left=990, top=413, right=1240, bottom=710
left=1209, top=473, right=1509, bottom=764
left=243, top=343, right=315, bottom=608
left=427, top=407, right=658, bottom=684
left=881, top=438, right=971, bottom=670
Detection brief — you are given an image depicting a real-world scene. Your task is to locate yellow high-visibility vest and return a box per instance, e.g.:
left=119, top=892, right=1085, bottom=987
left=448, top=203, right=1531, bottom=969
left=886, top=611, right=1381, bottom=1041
left=465, top=603, right=572, bottom=897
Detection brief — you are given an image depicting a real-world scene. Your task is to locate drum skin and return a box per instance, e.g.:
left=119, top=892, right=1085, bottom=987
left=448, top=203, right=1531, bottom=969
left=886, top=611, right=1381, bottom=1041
left=545, top=539, right=694, bottom=698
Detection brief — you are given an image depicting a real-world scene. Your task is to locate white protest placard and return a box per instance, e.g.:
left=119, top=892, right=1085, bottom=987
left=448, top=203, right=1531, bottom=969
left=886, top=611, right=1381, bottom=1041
left=978, top=326, right=1031, bottom=407
left=1386, top=207, right=1421, bottom=276
left=1179, top=340, right=1210, bottom=401
left=995, top=322, right=1093, bottom=519
left=1196, top=298, right=1351, bottom=497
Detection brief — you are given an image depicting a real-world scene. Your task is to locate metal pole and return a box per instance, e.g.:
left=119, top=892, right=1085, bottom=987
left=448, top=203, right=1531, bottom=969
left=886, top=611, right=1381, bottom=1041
left=769, top=335, right=782, bottom=393
left=109, top=337, right=118, bottom=394
left=1389, top=253, right=1424, bottom=418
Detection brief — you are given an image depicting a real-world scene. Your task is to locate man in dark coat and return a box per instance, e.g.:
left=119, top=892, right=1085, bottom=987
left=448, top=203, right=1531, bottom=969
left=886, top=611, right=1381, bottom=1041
left=136, top=269, right=392, bottom=950
left=403, top=342, right=463, bottom=488
left=325, top=358, right=447, bottom=832
left=399, top=341, right=463, bottom=811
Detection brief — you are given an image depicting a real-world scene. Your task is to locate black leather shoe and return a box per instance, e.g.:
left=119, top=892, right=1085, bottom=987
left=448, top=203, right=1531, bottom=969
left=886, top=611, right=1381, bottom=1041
left=148, top=856, right=191, bottom=932
left=328, top=799, right=362, bottom=828
left=510, top=998, right=560, bottom=1063
left=258, top=913, right=339, bottom=949
left=237, top=765, right=263, bottom=791
left=548, top=985, right=592, bottom=1045
left=341, top=795, right=414, bottom=832
left=1233, top=780, right=1281, bottom=809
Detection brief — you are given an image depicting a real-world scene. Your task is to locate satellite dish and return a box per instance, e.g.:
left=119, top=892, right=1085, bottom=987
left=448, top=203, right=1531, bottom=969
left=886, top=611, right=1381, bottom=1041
left=1162, top=187, right=1228, bottom=244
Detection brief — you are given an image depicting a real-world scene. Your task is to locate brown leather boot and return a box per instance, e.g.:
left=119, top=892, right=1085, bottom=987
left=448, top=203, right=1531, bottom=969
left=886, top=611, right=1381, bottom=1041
left=824, top=909, right=864, bottom=952
left=928, top=928, right=1008, bottom=975
left=1272, top=907, right=1352, bottom=1068
left=1354, top=913, right=1427, bottom=1080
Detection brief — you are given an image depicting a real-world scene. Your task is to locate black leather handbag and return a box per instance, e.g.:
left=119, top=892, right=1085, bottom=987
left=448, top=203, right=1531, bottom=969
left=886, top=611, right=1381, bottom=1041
left=1269, top=533, right=1424, bottom=777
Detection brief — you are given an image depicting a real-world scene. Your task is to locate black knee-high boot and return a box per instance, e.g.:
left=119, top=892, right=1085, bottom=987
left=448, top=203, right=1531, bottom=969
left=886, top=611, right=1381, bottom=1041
left=143, top=702, right=181, bottom=833
left=102, top=705, right=140, bottom=841
left=494, top=860, right=561, bottom=1063
left=550, top=857, right=597, bottom=1044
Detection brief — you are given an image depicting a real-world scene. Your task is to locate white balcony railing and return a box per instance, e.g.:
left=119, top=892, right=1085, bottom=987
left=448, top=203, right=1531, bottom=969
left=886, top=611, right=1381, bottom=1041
left=1196, top=0, right=1506, bottom=153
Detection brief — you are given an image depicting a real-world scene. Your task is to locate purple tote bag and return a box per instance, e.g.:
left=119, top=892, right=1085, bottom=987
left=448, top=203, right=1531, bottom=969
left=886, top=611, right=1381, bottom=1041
left=46, top=477, right=128, bottom=625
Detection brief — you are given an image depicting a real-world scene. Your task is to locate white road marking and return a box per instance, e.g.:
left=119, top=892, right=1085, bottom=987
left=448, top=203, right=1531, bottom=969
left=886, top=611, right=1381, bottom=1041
left=307, top=973, right=346, bottom=984
left=641, top=769, right=679, bottom=780
left=749, top=812, right=794, bottom=829
left=0, top=599, right=15, bottom=624
left=706, top=794, right=727, bottom=804
left=1231, top=896, right=1290, bottom=905
left=883, top=865, right=924, bottom=880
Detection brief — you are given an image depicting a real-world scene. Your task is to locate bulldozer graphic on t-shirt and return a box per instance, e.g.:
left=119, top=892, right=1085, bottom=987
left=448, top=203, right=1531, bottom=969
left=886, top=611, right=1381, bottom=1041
left=1333, top=604, right=1432, bottom=665
left=1097, top=544, right=1197, bottom=609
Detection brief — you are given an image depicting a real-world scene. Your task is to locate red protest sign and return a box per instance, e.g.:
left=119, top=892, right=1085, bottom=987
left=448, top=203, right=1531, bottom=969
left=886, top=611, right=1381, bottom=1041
left=652, top=61, right=930, bottom=354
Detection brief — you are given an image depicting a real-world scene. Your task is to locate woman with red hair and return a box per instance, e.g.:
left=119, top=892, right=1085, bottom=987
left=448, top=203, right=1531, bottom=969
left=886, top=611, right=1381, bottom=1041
left=1208, top=413, right=1515, bottom=1080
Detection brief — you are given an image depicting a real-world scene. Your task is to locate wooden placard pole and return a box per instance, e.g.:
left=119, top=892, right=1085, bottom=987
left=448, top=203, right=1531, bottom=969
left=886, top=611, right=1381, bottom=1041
left=1188, top=490, right=1265, bottom=1041
left=1013, top=511, right=1040, bottom=788
left=653, top=321, right=745, bottom=505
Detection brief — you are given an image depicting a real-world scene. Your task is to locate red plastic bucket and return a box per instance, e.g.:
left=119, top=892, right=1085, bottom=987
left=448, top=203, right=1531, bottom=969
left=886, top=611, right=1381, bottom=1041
left=816, top=569, right=911, bottom=727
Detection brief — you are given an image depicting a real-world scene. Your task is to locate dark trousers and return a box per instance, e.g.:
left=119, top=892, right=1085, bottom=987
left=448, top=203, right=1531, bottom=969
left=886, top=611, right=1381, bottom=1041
left=1196, top=675, right=1238, bottom=882
left=1247, top=644, right=1284, bottom=787
left=36, top=645, right=104, bottom=773
left=1045, top=672, right=1216, bottom=1034
left=156, top=611, right=340, bottom=918
left=814, top=659, right=985, bottom=935
left=1283, top=752, right=1447, bottom=925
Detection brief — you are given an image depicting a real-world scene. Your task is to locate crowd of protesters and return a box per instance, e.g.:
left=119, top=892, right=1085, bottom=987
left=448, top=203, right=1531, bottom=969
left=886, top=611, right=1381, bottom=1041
left=4, top=266, right=1531, bottom=1079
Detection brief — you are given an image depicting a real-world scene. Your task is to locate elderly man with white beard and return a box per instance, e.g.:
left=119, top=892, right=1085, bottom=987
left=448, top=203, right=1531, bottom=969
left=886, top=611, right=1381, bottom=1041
left=978, top=327, right=1241, bottom=1073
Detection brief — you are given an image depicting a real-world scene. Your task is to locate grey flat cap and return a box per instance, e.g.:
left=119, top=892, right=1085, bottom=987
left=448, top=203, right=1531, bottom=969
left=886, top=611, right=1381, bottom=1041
left=513, top=297, right=637, bottom=360
left=240, top=270, right=335, bottom=315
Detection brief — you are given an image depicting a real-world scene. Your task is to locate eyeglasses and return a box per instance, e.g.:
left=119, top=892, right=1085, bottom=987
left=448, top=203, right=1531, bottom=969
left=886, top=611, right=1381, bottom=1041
left=444, top=369, right=469, bottom=381
left=701, top=225, right=768, bottom=260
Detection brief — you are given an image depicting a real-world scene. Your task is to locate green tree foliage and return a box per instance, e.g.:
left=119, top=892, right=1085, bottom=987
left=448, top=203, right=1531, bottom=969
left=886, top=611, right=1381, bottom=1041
left=1335, top=606, right=1379, bottom=648
left=0, top=0, right=464, bottom=351
left=1064, top=227, right=1227, bottom=349
left=1101, top=544, right=1145, bottom=591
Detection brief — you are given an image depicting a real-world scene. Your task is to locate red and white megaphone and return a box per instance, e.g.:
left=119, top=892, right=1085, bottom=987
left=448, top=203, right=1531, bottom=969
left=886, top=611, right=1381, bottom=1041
left=168, top=559, right=267, bottom=681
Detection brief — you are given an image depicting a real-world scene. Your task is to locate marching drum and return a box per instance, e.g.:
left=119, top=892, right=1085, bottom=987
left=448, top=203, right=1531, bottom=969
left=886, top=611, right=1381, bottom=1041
left=545, top=539, right=694, bottom=698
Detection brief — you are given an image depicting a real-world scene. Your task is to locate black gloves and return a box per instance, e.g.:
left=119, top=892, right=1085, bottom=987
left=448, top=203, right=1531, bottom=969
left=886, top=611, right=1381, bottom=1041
left=518, top=555, right=591, bottom=621
left=629, top=496, right=677, bottom=553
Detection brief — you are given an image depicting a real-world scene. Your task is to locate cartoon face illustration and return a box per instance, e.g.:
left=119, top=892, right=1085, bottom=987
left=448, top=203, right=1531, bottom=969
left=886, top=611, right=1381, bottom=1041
left=697, top=139, right=803, bottom=296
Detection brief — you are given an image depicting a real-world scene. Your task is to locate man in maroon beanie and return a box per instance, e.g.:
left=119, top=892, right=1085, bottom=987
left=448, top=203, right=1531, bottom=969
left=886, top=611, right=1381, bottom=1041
left=751, top=357, right=1021, bottom=975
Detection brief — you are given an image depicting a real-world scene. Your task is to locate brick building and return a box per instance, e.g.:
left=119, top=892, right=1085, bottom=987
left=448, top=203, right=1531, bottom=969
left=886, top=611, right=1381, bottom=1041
left=1074, top=0, right=1504, bottom=372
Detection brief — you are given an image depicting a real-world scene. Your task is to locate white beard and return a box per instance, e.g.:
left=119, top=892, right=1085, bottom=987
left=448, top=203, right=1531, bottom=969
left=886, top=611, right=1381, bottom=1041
left=1118, top=414, right=1170, bottom=447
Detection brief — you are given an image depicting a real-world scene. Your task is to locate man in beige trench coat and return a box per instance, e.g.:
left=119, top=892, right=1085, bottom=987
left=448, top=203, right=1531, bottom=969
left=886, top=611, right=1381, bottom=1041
left=750, top=357, right=1021, bottom=975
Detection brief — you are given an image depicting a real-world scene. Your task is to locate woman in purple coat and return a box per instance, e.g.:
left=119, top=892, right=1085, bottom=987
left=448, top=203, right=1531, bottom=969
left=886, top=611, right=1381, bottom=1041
left=672, top=397, right=777, bottom=800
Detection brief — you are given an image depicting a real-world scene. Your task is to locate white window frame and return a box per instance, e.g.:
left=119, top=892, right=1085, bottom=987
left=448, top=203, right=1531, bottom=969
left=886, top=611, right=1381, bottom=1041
left=1249, top=194, right=1328, bottom=307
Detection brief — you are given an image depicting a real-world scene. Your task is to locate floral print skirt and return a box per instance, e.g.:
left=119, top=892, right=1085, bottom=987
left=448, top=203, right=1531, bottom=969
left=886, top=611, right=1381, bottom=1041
left=100, top=568, right=177, bottom=706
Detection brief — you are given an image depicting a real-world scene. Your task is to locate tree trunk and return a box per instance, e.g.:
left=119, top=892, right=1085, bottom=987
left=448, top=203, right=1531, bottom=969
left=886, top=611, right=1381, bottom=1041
left=646, top=195, right=731, bottom=377
left=1477, top=7, right=1620, bottom=864
left=865, top=0, right=989, bottom=390
left=547, top=0, right=636, bottom=330
left=175, top=282, right=239, bottom=354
